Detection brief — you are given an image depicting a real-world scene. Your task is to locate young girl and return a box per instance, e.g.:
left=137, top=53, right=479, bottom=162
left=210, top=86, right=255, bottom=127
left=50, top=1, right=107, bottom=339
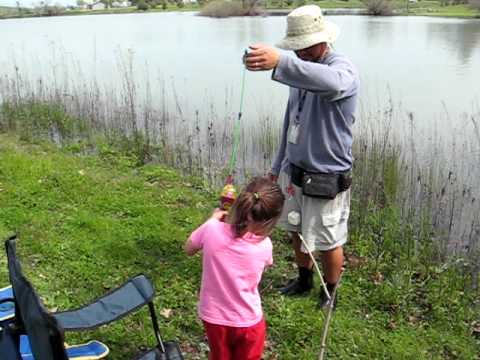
left=185, top=176, right=285, bottom=360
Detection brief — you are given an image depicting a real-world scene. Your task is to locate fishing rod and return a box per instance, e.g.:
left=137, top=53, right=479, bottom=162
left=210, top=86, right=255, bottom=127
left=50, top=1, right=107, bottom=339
left=219, top=49, right=248, bottom=210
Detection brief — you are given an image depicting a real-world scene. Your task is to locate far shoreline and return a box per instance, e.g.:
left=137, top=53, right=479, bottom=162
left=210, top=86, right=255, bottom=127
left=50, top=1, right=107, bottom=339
left=1, top=3, right=479, bottom=21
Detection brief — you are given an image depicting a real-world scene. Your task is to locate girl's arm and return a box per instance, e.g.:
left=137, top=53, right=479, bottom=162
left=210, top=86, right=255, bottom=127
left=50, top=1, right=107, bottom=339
left=184, top=209, right=227, bottom=256
left=184, top=237, right=200, bottom=256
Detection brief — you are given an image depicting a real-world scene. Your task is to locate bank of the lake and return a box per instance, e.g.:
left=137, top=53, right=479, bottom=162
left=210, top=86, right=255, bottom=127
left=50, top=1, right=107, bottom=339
left=1, top=0, right=479, bottom=20
left=0, top=3, right=200, bottom=20
left=268, top=0, right=480, bottom=18
left=0, top=117, right=479, bottom=359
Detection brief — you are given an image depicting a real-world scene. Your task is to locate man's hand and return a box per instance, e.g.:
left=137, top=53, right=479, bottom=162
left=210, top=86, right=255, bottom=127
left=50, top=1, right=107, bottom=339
left=245, top=44, right=280, bottom=72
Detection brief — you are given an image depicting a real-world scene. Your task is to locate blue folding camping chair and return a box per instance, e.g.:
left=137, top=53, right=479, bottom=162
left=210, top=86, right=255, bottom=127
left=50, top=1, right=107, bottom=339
left=0, top=285, right=14, bottom=322
left=0, top=235, right=183, bottom=360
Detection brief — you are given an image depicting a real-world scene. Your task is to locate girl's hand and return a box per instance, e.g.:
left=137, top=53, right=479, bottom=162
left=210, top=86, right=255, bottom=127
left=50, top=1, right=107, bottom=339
left=211, top=208, right=228, bottom=222
left=184, top=237, right=199, bottom=256
left=267, top=172, right=278, bottom=183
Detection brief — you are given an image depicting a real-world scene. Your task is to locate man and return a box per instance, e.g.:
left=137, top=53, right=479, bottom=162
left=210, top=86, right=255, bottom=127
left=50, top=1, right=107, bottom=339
left=245, top=5, right=359, bottom=308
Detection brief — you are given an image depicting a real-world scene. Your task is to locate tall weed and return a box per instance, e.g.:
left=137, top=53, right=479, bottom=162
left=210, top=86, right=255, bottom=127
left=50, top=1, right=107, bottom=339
left=0, top=53, right=479, bottom=288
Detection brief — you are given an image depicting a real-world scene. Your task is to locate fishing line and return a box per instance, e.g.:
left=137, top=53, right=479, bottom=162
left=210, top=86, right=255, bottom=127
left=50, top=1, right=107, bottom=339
left=227, top=50, right=248, bottom=177
left=219, top=50, right=248, bottom=210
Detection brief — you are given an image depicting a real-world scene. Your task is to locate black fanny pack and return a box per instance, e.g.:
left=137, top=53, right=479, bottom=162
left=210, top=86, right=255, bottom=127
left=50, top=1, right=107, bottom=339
left=290, top=163, right=352, bottom=199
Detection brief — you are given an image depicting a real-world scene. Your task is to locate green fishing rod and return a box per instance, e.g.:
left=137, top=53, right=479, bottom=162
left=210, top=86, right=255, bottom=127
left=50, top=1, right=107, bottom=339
left=219, top=50, right=248, bottom=210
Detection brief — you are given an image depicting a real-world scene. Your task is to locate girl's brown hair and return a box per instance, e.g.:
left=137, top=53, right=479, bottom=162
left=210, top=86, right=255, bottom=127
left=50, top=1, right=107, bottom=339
left=228, top=176, right=285, bottom=237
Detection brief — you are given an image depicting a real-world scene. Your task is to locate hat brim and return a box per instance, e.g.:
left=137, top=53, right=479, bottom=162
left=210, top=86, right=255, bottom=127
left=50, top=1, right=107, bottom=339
left=276, top=21, right=340, bottom=51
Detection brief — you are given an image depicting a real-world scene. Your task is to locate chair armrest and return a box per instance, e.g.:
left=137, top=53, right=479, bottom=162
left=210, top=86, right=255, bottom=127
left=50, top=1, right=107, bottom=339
left=54, top=274, right=154, bottom=331
left=0, top=297, right=15, bottom=305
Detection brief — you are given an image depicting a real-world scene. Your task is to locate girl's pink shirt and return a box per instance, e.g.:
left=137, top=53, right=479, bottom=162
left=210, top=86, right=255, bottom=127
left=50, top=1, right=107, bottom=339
left=189, top=218, right=273, bottom=327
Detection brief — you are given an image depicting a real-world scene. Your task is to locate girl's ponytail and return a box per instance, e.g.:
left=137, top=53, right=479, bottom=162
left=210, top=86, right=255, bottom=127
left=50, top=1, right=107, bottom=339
left=228, top=177, right=285, bottom=237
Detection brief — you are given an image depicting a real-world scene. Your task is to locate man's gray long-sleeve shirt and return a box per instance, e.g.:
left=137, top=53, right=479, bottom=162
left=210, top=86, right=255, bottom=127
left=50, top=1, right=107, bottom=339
left=271, top=51, right=359, bottom=175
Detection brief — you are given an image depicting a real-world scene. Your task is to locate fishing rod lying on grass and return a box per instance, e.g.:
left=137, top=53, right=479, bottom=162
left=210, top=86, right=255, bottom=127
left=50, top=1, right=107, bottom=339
left=288, top=210, right=343, bottom=360
left=302, top=231, right=344, bottom=360
left=318, top=270, right=343, bottom=360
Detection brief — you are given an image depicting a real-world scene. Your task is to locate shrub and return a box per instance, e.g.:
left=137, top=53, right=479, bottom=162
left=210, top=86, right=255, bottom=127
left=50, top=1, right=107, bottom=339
left=199, top=0, right=261, bottom=17
left=363, top=0, right=394, bottom=15
left=39, top=5, right=65, bottom=16
left=137, top=0, right=150, bottom=10
left=176, top=0, right=184, bottom=7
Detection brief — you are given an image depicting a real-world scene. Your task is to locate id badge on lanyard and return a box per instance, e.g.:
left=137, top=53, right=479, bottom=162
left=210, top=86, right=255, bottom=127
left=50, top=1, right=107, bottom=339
left=288, top=123, right=300, bottom=144
left=288, top=89, right=307, bottom=145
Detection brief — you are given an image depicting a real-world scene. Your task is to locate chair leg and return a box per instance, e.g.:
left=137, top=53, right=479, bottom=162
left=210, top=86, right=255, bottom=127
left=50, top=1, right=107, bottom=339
left=147, top=302, right=165, bottom=353
left=0, top=321, right=23, bottom=360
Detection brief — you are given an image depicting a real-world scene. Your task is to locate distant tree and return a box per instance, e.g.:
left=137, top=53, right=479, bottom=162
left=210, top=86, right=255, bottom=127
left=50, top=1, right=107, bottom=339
left=76, top=0, right=86, bottom=6
left=363, top=0, right=393, bottom=15
left=32, top=0, right=65, bottom=15
left=16, top=0, right=23, bottom=14
left=176, top=0, right=184, bottom=7
left=161, top=0, right=167, bottom=8
left=101, top=0, right=112, bottom=8
left=45, top=4, right=65, bottom=15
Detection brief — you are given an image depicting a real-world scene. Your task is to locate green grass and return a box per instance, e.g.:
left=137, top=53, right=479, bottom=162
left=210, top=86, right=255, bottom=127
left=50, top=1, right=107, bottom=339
left=0, top=133, right=479, bottom=359
left=266, top=0, right=480, bottom=17
left=65, top=4, right=201, bottom=16
left=0, top=4, right=201, bottom=19
left=266, top=0, right=365, bottom=9
left=403, top=3, right=479, bottom=17
left=0, top=5, right=18, bottom=16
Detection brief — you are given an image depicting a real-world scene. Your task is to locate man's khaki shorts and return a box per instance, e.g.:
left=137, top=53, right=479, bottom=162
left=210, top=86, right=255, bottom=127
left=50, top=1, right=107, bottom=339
left=277, top=171, right=350, bottom=252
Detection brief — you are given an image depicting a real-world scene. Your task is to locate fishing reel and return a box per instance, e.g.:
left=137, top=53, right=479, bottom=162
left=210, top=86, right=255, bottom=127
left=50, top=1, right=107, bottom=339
left=242, top=48, right=252, bottom=65
left=219, top=176, right=237, bottom=211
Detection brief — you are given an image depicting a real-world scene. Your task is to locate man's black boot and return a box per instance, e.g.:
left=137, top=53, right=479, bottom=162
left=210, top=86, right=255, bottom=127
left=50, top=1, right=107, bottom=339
left=318, top=281, right=338, bottom=310
left=279, top=266, right=314, bottom=296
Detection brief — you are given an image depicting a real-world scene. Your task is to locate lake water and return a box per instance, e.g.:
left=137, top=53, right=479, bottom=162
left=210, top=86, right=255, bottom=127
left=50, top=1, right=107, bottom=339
left=1, top=12, right=480, bottom=136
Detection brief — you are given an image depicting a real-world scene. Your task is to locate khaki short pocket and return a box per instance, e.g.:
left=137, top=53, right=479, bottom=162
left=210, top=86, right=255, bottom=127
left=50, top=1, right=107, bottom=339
left=319, top=209, right=350, bottom=247
left=322, top=209, right=350, bottom=227
left=300, top=188, right=351, bottom=252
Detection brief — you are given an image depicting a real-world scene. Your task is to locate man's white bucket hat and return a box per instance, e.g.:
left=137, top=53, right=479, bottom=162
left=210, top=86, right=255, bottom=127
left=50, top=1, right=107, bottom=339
left=276, top=5, right=340, bottom=51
